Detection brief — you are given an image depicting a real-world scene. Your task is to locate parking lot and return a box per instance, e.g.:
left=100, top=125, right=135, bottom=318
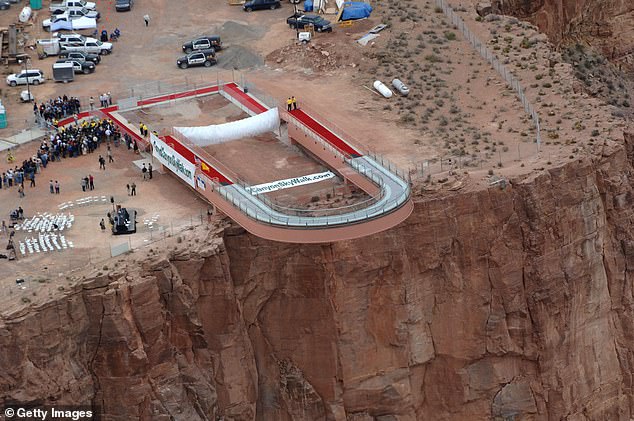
left=0, top=0, right=296, bottom=128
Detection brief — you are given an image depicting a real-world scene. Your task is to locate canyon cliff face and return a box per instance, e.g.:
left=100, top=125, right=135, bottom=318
left=2, top=133, right=634, bottom=420
left=494, top=0, right=634, bottom=45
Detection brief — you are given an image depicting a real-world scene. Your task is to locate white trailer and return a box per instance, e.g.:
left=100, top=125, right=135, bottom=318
left=36, top=39, right=62, bottom=58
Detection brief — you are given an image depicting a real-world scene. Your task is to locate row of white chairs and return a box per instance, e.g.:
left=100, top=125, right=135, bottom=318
left=14, top=213, right=74, bottom=233
left=143, top=213, right=160, bottom=228
left=19, top=234, right=73, bottom=255
left=59, top=196, right=108, bottom=210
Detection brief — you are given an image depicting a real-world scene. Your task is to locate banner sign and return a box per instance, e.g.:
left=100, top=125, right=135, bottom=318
left=151, top=133, right=196, bottom=188
left=245, top=171, right=335, bottom=195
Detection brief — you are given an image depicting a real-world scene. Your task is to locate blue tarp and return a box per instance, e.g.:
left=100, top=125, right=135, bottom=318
left=341, top=2, right=372, bottom=20
left=304, top=0, right=313, bottom=12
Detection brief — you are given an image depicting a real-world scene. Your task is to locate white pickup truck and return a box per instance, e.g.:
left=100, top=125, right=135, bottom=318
left=43, top=13, right=97, bottom=31
left=59, top=38, right=112, bottom=55
left=50, top=0, right=96, bottom=13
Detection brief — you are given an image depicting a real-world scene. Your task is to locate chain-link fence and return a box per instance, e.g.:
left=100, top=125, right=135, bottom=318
left=435, top=0, right=541, bottom=151
left=111, top=70, right=245, bottom=112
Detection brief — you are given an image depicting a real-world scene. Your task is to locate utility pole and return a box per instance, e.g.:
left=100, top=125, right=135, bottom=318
left=293, top=3, right=300, bottom=39
left=19, top=58, right=31, bottom=102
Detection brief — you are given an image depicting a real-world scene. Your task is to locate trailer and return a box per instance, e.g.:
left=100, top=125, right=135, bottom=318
left=36, top=38, right=61, bottom=58
left=52, top=61, right=74, bottom=83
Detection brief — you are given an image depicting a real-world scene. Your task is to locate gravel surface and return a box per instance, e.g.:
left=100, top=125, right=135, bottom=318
left=218, top=45, right=264, bottom=70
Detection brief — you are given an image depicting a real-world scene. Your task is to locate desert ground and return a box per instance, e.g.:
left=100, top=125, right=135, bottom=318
left=0, top=0, right=630, bottom=307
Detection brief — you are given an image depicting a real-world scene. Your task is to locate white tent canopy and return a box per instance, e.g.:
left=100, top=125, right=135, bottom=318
left=174, top=108, right=280, bottom=146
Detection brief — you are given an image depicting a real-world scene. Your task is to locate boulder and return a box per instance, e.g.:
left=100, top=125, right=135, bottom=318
left=476, top=1, right=493, bottom=16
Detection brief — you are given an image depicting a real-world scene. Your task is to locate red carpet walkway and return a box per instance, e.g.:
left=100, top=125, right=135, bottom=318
left=288, top=109, right=361, bottom=158
left=222, top=82, right=268, bottom=114
left=223, top=83, right=361, bottom=158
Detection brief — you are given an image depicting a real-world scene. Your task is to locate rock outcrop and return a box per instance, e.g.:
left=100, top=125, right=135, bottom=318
left=493, top=0, right=634, bottom=46
left=2, top=132, right=634, bottom=419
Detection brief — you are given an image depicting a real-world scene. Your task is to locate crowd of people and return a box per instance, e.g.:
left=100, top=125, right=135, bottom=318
left=2, top=99, right=144, bottom=200
left=33, top=93, right=115, bottom=125
left=33, top=95, right=82, bottom=127
left=2, top=155, right=42, bottom=197
left=1, top=90, right=162, bottom=240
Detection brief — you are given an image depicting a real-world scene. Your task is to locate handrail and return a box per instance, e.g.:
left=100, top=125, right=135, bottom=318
left=257, top=186, right=386, bottom=217
left=165, top=83, right=412, bottom=228
left=208, top=176, right=410, bottom=229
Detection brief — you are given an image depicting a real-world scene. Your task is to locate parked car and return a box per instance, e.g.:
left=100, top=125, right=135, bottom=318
left=55, top=58, right=95, bottom=74
left=115, top=0, right=133, bottom=11
left=53, top=32, right=90, bottom=44
left=60, top=39, right=112, bottom=55
left=0, top=1, right=10, bottom=9
left=50, top=0, right=96, bottom=14
left=59, top=50, right=100, bottom=64
left=6, top=69, right=45, bottom=87
left=243, top=0, right=281, bottom=12
left=43, top=14, right=97, bottom=31
left=182, top=36, right=222, bottom=53
left=52, top=7, right=100, bottom=20
left=286, top=13, right=332, bottom=32
left=176, top=49, right=217, bottom=69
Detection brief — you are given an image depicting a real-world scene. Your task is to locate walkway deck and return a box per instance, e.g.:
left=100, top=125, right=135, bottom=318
left=59, top=82, right=414, bottom=243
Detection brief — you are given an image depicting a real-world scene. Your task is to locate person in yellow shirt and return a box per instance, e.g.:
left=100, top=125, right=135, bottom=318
left=286, top=97, right=292, bottom=111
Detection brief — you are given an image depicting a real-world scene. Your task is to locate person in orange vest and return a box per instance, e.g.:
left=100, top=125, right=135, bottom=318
left=286, top=97, right=292, bottom=111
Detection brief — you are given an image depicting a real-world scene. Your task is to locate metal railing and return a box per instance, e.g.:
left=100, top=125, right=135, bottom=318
left=435, top=0, right=541, bottom=151
left=251, top=86, right=413, bottom=183
left=208, top=177, right=411, bottom=228
left=170, top=126, right=392, bottom=218
left=42, top=77, right=413, bottom=229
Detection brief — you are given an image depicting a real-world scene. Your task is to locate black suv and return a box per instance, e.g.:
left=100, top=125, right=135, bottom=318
left=182, top=36, right=222, bottom=54
left=287, top=13, right=333, bottom=32
left=58, top=50, right=101, bottom=65
left=243, top=0, right=280, bottom=12
left=115, top=0, right=133, bottom=11
left=55, top=58, right=95, bottom=74
left=176, top=49, right=217, bottom=69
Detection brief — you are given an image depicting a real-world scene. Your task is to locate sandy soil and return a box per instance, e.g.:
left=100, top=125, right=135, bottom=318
left=0, top=0, right=629, bottom=308
left=0, top=0, right=626, bottom=184
left=120, top=95, right=248, bottom=132
left=0, top=131, right=212, bottom=301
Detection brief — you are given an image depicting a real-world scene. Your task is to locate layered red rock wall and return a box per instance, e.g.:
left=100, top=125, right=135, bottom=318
left=2, top=133, right=634, bottom=420
left=494, top=0, right=634, bottom=44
